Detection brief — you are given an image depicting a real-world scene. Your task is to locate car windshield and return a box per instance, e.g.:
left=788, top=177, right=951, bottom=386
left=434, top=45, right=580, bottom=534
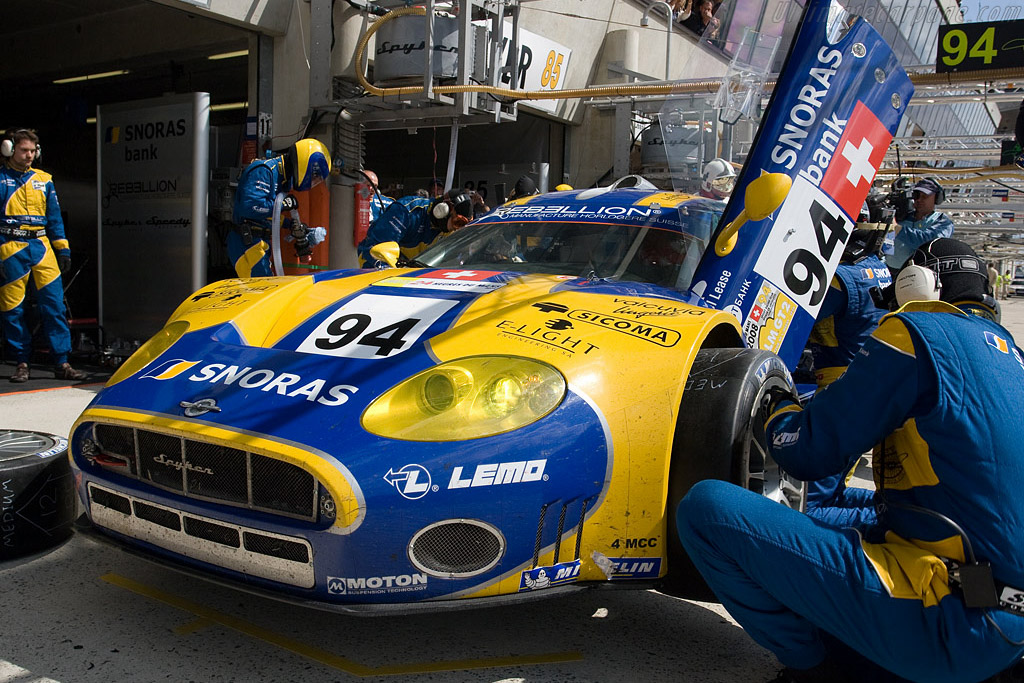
left=415, top=203, right=722, bottom=292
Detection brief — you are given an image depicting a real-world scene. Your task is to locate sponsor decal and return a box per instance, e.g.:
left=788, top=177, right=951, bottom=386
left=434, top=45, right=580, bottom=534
left=447, top=459, right=547, bottom=489
left=326, top=574, right=428, bottom=595
left=817, top=101, right=892, bottom=219
left=385, top=459, right=548, bottom=499
left=985, top=331, right=1009, bottom=354
left=742, top=283, right=796, bottom=354
left=374, top=276, right=504, bottom=293
left=496, top=320, right=598, bottom=356
left=142, top=360, right=359, bottom=407
left=32, top=180, right=47, bottom=191
left=519, top=559, right=580, bottom=591
left=421, top=269, right=502, bottom=281
left=772, top=429, right=800, bottom=447
left=384, top=464, right=433, bottom=500
left=493, top=205, right=655, bottom=220
left=753, top=355, right=790, bottom=384
left=296, top=294, right=458, bottom=359
left=567, top=309, right=680, bottom=347
left=609, top=298, right=704, bottom=318
left=603, top=557, right=662, bottom=579
left=35, top=437, right=68, bottom=459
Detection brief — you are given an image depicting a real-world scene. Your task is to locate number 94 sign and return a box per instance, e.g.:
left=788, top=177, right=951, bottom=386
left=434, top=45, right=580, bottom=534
left=937, top=20, right=1024, bottom=73
left=752, top=176, right=853, bottom=316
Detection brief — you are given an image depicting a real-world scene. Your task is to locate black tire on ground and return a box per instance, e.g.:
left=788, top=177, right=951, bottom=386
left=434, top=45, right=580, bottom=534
left=0, top=430, right=77, bottom=561
left=662, top=348, right=806, bottom=601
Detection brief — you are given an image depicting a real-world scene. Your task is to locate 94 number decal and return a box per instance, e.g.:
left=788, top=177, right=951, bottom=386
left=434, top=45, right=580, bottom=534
left=754, top=176, right=853, bottom=315
left=296, top=294, right=458, bottom=359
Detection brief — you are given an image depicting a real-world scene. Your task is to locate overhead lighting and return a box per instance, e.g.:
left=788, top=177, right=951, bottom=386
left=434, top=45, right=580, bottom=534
left=211, top=101, right=249, bottom=112
left=53, top=69, right=130, bottom=84
left=208, top=49, right=249, bottom=61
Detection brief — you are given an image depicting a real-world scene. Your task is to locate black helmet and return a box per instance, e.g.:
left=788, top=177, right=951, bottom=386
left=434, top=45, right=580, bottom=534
left=906, top=238, right=988, bottom=304
left=429, top=190, right=474, bottom=230
left=508, top=175, right=538, bottom=200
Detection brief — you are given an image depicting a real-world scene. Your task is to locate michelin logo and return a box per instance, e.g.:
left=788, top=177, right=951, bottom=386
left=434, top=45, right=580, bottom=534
left=327, top=574, right=428, bottom=595
left=142, top=359, right=358, bottom=407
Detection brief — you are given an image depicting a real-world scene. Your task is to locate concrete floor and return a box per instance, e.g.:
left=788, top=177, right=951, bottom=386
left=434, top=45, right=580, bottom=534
left=2, top=297, right=1023, bottom=682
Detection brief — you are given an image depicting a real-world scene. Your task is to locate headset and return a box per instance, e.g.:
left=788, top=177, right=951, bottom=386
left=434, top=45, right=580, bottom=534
left=431, top=191, right=472, bottom=221
left=893, top=264, right=941, bottom=307
left=1, top=129, right=41, bottom=160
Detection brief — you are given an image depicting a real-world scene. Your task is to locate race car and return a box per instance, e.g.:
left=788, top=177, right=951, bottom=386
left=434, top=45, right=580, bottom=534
left=69, top=0, right=913, bottom=611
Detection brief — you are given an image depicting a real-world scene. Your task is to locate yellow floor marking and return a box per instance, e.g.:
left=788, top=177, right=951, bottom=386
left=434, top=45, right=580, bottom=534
left=173, top=617, right=215, bottom=635
left=101, top=573, right=583, bottom=677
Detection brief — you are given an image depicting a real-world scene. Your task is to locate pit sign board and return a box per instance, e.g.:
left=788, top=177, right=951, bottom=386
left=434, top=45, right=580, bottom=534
left=936, top=20, right=1024, bottom=73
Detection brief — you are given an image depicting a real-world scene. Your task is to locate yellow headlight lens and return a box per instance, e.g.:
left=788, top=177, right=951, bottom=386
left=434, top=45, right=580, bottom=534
left=107, top=320, right=191, bottom=385
left=363, top=356, right=565, bottom=441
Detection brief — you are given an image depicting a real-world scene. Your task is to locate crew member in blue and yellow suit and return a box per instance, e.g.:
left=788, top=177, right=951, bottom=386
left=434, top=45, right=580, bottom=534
left=1, top=129, right=86, bottom=383
left=677, top=238, right=1024, bottom=683
left=229, top=138, right=330, bottom=277
left=357, top=190, right=473, bottom=267
left=803, top=207, right=892, bottom=530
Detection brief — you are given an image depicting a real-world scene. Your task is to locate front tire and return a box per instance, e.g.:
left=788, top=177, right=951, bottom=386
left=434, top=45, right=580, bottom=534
left=662, top=348, right=806, bottom=600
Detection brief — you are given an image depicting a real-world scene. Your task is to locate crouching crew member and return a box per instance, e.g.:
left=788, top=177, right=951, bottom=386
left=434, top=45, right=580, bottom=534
left=1, top=128, right=86, bottom=382
left=229, top=138, right=330, bottom=277
left=677, top=238, right=1024, bottom=682
left=803, top=209, right=892, bottom=530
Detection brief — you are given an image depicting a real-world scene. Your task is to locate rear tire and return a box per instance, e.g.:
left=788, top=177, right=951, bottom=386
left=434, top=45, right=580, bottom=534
left=0, top=430, right=76, bottom=561
left=662, top=348, right=806, bottom=601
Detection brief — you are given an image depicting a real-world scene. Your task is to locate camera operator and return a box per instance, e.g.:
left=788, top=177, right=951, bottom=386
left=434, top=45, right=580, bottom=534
left=886, top=177, right=953, bottom=270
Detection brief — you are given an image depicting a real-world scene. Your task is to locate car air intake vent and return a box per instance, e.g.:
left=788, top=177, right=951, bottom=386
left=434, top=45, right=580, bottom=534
left=408, top=520, right=505, bottom=578
left=90, top=423, right=320, bottom=522
left=87, top=484, right=315, bottom=588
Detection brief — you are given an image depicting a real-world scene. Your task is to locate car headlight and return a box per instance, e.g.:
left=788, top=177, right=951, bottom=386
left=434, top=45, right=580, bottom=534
left=362, top=356, right=565, bottom=441
left=107, top=320, right=191, bottom=385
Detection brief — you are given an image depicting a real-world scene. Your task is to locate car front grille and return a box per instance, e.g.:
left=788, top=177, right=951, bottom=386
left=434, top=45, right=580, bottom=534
left=92, top=423, right=319, bottom=522
left=88, top=484, right=314, bottom=588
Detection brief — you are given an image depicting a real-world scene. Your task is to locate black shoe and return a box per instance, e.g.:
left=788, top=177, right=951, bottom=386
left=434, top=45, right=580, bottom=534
left=10, top=362, right=30, bottom=383
left=54, top=362, right=87, bottom=381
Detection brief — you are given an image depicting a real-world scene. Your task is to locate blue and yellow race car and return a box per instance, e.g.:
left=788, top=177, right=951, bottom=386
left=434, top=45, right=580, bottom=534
left=69, top=0, right=913, bottom=611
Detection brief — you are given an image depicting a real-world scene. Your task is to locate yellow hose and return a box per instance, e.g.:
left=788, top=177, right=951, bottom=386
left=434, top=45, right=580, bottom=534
left=354, top=7, right=1024, bottom=112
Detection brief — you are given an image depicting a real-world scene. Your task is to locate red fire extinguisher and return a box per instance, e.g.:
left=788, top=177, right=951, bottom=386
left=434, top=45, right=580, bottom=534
left=353, top=182, right=372, bottom=247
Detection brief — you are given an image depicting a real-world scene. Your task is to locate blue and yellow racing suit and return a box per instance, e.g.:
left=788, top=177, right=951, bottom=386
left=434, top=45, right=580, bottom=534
left=229, top=157, right=285, bottom=277
left=677, top=301, right=1024, bottom=682
left=804, top=254, right=892, bottom=529
left=0, top=163, right=74, bottom=365
left=357, top=195, right=438, bottom=267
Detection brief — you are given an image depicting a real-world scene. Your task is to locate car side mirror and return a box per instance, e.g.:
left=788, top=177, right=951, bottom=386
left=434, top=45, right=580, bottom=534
left=369, top=241, right=401, bottom=268
left=714, top=172, right=792, bottom=256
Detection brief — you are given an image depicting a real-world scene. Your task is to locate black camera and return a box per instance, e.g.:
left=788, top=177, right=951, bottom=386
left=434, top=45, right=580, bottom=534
left=885, top=177, right=915, bottom=222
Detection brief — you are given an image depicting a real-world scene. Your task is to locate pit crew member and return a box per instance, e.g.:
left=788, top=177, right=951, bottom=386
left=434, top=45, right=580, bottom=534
left=357, top=190, right=473, bottom=268
left=803, top=208, right=892, bottom=529
left=1, top=128, right=87, bottom=382
left=677, top=238, right=1024, bottom=682
left=229, top=138, right=330, bottom=277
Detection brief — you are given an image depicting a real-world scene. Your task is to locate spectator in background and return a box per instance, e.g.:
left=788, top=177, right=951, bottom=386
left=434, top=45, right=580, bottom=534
left=507, top=175, right=538, bottom=202
left=988, top=261, right=999, bottom=295
left=1000, top=269, right=1012, bottom=300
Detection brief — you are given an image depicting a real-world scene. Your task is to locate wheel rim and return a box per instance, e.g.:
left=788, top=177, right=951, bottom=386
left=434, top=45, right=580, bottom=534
left=744, top=379, right=805, bottom=511
left=0, top=430, right=60, bottom=463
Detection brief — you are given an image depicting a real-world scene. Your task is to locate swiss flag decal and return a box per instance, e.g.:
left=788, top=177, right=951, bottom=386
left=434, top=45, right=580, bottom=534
left=420, top=269, right=502, bottom=280
left=820, top=101, right=892, bottom=219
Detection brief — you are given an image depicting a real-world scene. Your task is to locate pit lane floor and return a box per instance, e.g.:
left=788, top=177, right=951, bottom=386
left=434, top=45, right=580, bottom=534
left=3, top=297, right=1023, bottom=683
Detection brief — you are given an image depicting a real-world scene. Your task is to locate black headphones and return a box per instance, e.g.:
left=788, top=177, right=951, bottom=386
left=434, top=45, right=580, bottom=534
left=1, top=129, right=41, bottom=161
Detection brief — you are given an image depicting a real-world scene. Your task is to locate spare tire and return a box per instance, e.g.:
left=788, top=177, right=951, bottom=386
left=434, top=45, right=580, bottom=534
left=0, top=430, right=76, bottom=560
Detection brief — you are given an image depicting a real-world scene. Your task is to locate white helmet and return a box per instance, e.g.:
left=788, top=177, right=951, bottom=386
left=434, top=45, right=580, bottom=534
left=701, top=158, right=737, bottom=198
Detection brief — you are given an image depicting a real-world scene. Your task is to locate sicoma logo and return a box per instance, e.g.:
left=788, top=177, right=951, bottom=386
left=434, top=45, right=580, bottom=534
left=141, top=359, right=358, bottom=407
